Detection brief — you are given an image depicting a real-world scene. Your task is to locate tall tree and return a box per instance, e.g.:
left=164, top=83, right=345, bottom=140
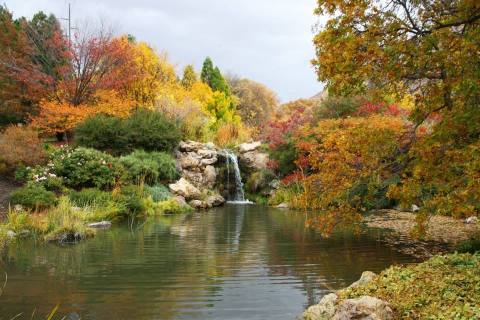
left=200, top=57, right=214, bottom=85
left=200, top=57, right=230, bottom=95
left=312, top=0, right=480, bottom=125
left=227, top=76, right=278, bottom=127
left=181, top=64, right=197, bottom=89
left=0, top=7, right=50, bottom=123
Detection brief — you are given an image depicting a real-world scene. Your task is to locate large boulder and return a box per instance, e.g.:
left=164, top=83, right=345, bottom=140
left=179, top=140, right=215, bottom=152
left=301, top=293, right=337, bottom=320
left=169, top=178, right=201, bottom=200
left=206, top=194, right=225, bottom=207
left=333, top=296, right=393, bottom=320
left=240, top=151, right=269, bottom=170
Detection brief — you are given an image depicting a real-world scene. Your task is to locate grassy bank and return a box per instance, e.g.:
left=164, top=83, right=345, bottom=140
left=0, top=190, right=193, bottom=251
left=338, top=253, right=480, bottom=319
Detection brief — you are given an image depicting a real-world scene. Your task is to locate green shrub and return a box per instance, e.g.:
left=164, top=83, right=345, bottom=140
left=118, top=185, right=151, bottom=215
left=315, top=95, right=364, bottom=120
left=269, top=139, right=297, bottom=177
left=154, top=199, right=193, bottom=215
left=124, top=109, right=181, bottom=153
left=68, top=188, right=115, bottom=207
left=145, top=184, right=172, bottom=202
left=75, top=114, right=127, bottom=156
left=49, top=147, right=124, bottom=190
left=10, top=184, right=57, bottom=210
left=120, top=150, right=179, bottom=185
left=75, top=110, right=181, bottom=155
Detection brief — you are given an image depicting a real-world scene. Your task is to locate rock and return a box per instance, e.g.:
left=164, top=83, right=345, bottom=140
left=348, top=271, right=377, bottom=289
left=197, top=149, right=217, bottom=159
left=174, top=196, right=187, bottom=206
left=179, top=154, right=200, bottom=169
left=239, top=141, right=262, bottom=153
left=7, top=230, right=16, bottom=238
left=189, top=199, right=208, bottom=209
left=13, top=204, right=23, bottom=212
left=169, top=178, right=201, bottom=200
left=87, top=221, right=112, bottom=229
left=240, top=151, right=269, bottom=170
left=411, top=204, right=420, bottom=212
left=206, top=194, right=225, bottom=207
left=179, top=140, right=206, bottom=152
left=203, top=165, right=217, bottom=189
left=333, top=296, right=393, bottom=320
left=183, top=171, right=204, bottom=187
left=301, top=293, right=337, bottom=320
left=465, top=216, right=478, bottom=224
left=276, top=203, right=289, bottom=209
left=200, top=157, right=218, bottom=166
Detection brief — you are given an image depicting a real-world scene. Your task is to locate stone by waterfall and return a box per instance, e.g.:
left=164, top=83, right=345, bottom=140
left=224, top=150, right=249, bottom=203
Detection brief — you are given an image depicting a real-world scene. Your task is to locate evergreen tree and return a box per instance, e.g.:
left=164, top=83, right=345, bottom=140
left=200, top=57, right=214, bottom=86
left=200, top=57, right=230, bottom=95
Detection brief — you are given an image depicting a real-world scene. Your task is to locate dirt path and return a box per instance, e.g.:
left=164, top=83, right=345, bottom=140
left=0, top=177, right=19, bottom=218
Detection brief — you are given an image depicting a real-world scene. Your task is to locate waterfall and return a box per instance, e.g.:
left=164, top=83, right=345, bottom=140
left=224, top=150, right=250, bottom=204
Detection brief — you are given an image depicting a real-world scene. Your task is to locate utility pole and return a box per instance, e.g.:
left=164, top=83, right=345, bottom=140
left=61, top=3, right=75, bottom=46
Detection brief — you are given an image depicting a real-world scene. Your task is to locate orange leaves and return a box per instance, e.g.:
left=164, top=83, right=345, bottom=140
left=32, top=90, right=135, bottom=134
left=293, top=115, right=407, bottom=209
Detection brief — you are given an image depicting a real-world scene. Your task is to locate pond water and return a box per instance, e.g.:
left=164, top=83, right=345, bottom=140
left=0, top=205, right=417, bottom=320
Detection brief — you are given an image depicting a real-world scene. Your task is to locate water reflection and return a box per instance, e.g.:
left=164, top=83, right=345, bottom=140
left=0, top=205, right=417, bottom=320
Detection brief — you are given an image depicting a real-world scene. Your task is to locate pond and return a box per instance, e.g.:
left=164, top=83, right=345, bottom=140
left=0, top=205, right=417, bottom=320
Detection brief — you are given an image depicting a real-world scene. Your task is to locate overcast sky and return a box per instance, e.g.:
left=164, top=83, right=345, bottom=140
left=6, top=0, right=323, bottom=102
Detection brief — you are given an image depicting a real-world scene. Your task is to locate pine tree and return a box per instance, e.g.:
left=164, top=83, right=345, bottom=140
left=200, top=57, right=214, bottom=86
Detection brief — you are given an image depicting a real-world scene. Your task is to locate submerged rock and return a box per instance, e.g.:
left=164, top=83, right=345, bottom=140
left=87, top=221, right=112, bottom=229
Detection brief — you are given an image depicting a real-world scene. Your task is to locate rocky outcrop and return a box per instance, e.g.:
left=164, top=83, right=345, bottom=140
left=300, top=272, right=393, bottom=320
left=238, top=141, right=269, bottom=171
left=169, top=141, right=225, bottom=209
left=169, top=178, right=201, bottom=200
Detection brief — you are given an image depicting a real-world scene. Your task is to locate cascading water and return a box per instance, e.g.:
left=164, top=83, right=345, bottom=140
left=224, top=150, right=251, bottom=204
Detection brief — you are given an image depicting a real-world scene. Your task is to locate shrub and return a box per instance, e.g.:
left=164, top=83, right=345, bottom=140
left=75, top=110, right=181, bottom=155
left=120, top=150, right=178, bottom=185
left=154, top=199, right=193, bottom=215
left=10, top=184, right=57, bottom=210
left=49, top=147, right=124, bottom=190
left=124, top=109, right=181, bottom=153
left=68, top=188, right=116, bottom=207
left=0, top=125, right=46, bottom=173
left=145, top=184, right=172, bottom=202
left=118, top=185, right=153, bottom=215
left=75, top=114, right=127, bottom=156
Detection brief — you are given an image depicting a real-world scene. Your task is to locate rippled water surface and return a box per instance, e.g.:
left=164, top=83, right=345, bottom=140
left=0, top=205, right=417, bottom=319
